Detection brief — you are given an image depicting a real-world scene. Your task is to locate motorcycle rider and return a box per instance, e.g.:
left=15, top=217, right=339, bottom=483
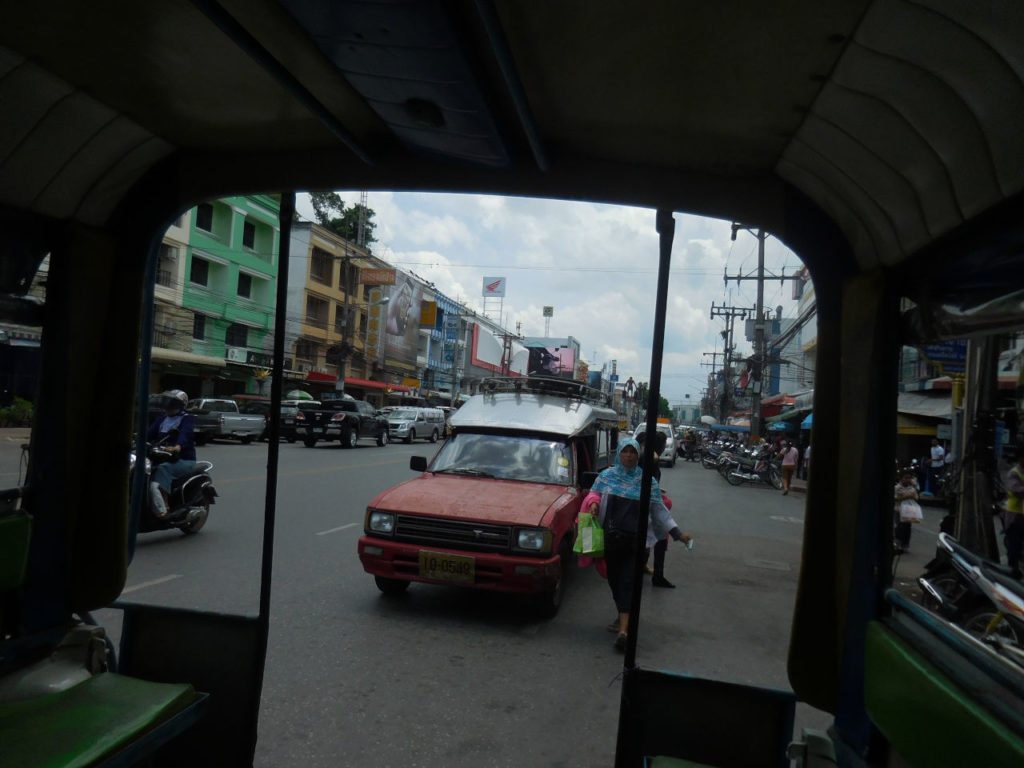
left=146, top=389, right=197, bottom=517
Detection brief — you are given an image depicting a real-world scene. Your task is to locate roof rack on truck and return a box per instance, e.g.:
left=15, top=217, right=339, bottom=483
left=472, top=376, right=612, bottom=408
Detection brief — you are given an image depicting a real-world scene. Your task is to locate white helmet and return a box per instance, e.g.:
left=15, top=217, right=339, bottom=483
left=161, top=389, right=188, bottom=411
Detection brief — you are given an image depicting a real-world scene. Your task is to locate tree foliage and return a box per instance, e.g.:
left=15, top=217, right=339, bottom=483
left=633, top=382, right=673, bottom=419
left=308, top=191, right=377, bottom=248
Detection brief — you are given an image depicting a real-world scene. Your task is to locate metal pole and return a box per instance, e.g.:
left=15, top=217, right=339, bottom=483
left=337, top=253, right=350, bottom=394
left=615, top=209, right=675, bottom=767
left=751, top=230, right=766, bottom=440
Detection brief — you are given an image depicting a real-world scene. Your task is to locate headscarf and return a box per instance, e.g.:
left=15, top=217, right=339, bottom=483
left=591, top=437, right=661, bottom=500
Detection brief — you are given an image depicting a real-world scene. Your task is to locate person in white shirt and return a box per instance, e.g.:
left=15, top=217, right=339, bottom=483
left=927, top=438, right=945, bottom=495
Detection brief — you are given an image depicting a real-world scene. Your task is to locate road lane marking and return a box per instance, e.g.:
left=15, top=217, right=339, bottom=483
left=122, top=574, right=181, bottom=593
left=316, top=522, right=359, bottom=536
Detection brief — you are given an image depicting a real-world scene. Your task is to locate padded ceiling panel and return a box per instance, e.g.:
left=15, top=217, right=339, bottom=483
left=778, top=0, right=1024, bottom=267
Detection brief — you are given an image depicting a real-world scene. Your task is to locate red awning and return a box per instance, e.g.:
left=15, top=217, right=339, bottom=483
left=305, top=371, right=336, bottom=382
left=345, top=377, right=411, bottom=393
left=304, top=371, right=411, bottom=392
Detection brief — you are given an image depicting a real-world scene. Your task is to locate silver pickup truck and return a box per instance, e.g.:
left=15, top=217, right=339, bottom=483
left=188, top=398, right=266, bottom=445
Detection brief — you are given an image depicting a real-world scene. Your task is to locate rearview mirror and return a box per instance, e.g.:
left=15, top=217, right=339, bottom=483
left=410, top=456, right=428, bottom=472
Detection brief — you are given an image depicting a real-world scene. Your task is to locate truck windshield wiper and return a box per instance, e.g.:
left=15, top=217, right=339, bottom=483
left=434, top=468, right=495, bottom=478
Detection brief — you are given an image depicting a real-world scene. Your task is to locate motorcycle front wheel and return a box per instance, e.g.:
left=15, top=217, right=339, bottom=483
left=769, top=469, right=783, bottom=490
left=725, top=469, right=745, bottom=486
left=180, top=503, right=209, bottom=535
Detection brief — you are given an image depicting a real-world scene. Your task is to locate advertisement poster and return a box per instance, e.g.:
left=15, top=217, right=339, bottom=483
left=383, top=271, right=422, bottom=367
left=527, top=346, right=576, bottom=378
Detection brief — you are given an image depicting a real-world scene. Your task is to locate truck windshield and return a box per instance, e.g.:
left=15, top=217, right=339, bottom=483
left=431, top=433, right=571, bottom=485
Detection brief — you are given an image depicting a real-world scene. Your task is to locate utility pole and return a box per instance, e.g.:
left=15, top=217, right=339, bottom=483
left=710, top=303, right=755, bottom=423
left=725, top=226, right=802, bottom=439
left=336, top=252, right=352, bottom=394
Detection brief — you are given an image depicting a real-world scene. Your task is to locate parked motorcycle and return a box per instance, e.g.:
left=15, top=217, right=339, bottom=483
left=722, top=449, right=783, bottom=489
left=130, top=442, right=217, bottom=534
left=919, top=533, right=1024, bottom=668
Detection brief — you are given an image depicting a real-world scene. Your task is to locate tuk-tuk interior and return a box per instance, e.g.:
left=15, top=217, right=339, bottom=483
left=2, top=2, right=1024, bottom=766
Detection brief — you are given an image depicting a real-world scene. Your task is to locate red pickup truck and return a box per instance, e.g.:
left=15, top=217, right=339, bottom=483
left=358, top=377, right=620, bottom=616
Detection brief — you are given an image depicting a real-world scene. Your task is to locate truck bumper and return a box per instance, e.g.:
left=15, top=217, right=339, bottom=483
left=358, top=537, right=561, bottom=594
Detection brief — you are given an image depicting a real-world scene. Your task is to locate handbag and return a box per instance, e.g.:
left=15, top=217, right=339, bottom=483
left=899, top=499, right=923, bottom=524
left=573, top=512, right=605, bottom=557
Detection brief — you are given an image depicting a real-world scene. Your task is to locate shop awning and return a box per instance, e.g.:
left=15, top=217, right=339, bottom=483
left=346, top=377, right=411, bottom=393
left=897, top=413, right=938, bottom=436
left=152, top=347, right=226, bottom=368
left=304, top=370, right=411, bottom=393
left=897, top=391, right=952, bottom=420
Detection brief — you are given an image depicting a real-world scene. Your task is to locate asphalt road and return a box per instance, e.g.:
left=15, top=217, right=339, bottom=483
left=0, top=433, right=951, bottom=766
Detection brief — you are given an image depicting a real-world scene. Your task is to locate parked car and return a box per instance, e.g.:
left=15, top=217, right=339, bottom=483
left=387, top=407, right=446, bottom=443
left=188, top=398, right=266, bottom=445
left=301, top=395, right=389, bottom=448
left=232, top=396, right=322, bottom=442
left=358, top=376, right=620, bottom=617
left=633, top=422, right=678, bottom=468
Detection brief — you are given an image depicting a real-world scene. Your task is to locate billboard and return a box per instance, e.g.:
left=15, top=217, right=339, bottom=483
left=360, top=268, right=397, bottom=285
left=482, top=276, right=506, bottom=297
left=382, top=272, right=423, bottom=367
left=527, top=346, right=576, bottom=378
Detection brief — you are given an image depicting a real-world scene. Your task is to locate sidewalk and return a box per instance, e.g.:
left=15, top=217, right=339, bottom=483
left=0, top=427, right=32, bottom=445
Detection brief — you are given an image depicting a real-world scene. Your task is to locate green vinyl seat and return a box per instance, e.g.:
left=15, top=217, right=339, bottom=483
left=0, top=672, right=204, bottom=768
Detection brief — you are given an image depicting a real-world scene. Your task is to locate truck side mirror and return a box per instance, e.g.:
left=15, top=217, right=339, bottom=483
left=581, top=471, right=598, bottom=489
left=410, top=456, right=428, bottom=472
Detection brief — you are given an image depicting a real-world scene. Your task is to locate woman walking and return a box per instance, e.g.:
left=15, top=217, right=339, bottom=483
left=582, top=438, right=691, bottom=651
left=781, top=440, right=799, bottom=495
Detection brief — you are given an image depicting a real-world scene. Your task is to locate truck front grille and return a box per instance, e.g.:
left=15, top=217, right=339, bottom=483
left=395, top=515, right=511, bottom=553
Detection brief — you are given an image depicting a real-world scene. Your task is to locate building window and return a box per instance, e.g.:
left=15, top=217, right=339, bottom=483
left=193, top=314, right=206, bottom=340
left=295, top=339, right=317, bottom=362
left=238, top=272, right=252, bottom=298
left=306, top=295, right=328, bottom=327
left=190, top=257, right=209, bottom=287
left=157, top=243, right=177, bottom=287
left=310, top=248, right=332, bottom=284
left=196, top=203, right=213, bottom=232
left=243, top=221, right=256, bottom=250
left=225, top=323, right=248, bottom=348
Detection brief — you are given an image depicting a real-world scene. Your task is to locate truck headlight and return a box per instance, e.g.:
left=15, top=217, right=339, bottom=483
left=366, top=509, right=395, bottom=535
left=514, top=528, right=552, bottom=554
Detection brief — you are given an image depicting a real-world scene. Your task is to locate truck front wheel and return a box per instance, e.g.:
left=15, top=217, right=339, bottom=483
left=374, top=576, right=409, bottom=596
left=533, top=539, right=571, bottom=618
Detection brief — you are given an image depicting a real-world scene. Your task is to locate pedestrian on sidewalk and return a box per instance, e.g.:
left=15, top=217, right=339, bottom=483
left=894, top=469, right=920, bottom=553
left=580, top=438, right=691, bottom=652
left=780, top=440, right=799, bottom=495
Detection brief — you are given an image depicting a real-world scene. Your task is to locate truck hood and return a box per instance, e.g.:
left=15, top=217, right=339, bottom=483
left=371, top=475, right=575, bottom=527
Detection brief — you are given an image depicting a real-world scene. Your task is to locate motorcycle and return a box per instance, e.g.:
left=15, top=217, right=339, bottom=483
left=721, top=446, right=783, bottom=489
left=919, top=533, right=1024, bottom=668
left=130, top=442, right=217, bottom=534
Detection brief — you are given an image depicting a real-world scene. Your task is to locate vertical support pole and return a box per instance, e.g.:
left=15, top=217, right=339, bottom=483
left=337, top=253, right=351, bottom=394
left=751, top=229, right=766, bottom=440
left=615, top=209, right=675, bottom=768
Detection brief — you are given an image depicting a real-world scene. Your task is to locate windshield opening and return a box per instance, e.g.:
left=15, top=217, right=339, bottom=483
left=431, top=432, right=571, bottom=485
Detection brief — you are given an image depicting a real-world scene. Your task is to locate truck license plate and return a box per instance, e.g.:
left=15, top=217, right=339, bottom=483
left=418, top=551, right=474, bottom=584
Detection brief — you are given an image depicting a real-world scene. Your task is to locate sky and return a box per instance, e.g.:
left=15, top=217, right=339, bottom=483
left=295, top=192, right=806, bottom=405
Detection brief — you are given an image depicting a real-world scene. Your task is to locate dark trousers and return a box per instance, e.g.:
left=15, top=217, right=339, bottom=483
left=1004, top=513, right=1024, bottom=575
left=651, top=537, right=667, bottom=577
left=894, top=520, right=912, bottom=550
left=605, top=532, right=640, bottom=613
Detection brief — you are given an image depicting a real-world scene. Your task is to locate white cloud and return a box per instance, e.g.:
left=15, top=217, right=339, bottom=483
left=298, top=191, right=803, bottom=403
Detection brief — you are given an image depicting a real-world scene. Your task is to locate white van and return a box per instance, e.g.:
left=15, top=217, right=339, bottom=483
left=387, top=407, right=447, bottom=443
